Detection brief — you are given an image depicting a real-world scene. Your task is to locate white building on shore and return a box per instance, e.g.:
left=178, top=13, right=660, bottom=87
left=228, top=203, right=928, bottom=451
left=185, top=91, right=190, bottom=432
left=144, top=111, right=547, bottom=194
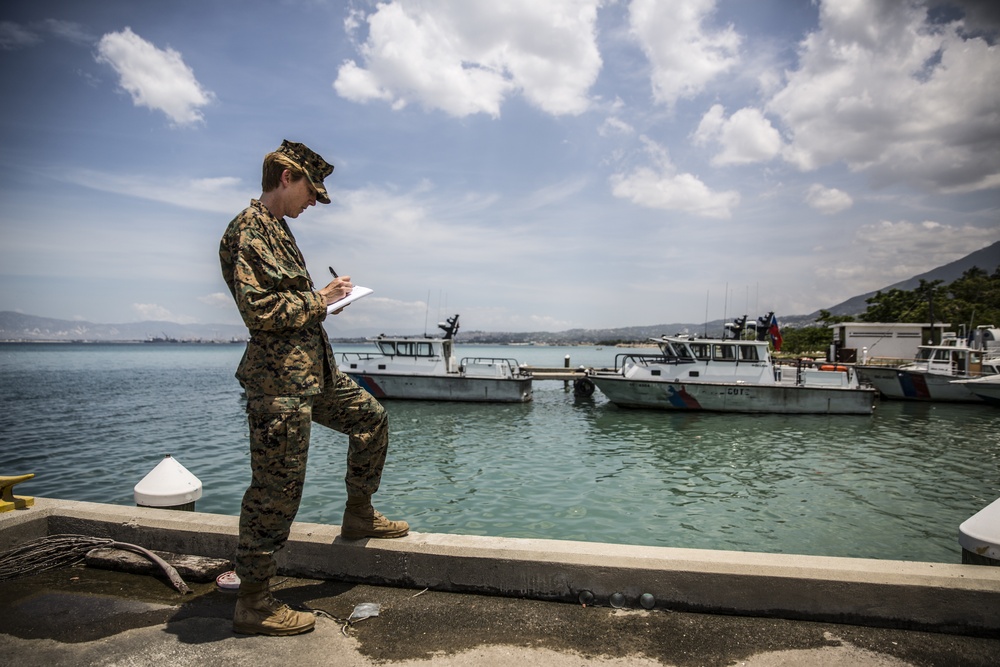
left=829, top=322, right=951, bottom=364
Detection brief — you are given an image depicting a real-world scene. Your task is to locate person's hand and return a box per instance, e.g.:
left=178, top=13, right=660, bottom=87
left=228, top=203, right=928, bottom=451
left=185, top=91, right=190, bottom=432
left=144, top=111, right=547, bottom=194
left=318, top=275, right=353, bottom=306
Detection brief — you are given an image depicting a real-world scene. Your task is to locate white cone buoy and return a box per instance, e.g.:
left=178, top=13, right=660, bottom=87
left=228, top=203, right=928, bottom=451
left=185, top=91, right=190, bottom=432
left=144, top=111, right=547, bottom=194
left=960, top=496, right=1000, bottom=566
left=134, top=454, right=203, bottom=511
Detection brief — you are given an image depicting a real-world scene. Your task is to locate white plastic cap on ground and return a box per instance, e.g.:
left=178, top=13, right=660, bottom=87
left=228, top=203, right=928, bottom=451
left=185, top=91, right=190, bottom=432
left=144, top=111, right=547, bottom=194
left=133, top=454, right=203, bottom=507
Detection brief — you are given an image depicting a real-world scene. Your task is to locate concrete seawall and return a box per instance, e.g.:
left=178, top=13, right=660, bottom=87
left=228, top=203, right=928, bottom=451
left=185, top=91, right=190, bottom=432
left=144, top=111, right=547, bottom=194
left=2, top=497, right=998, bottom=637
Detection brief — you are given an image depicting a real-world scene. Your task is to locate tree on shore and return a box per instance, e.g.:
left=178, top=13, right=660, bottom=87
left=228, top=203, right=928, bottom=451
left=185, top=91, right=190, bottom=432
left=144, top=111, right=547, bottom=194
left=860, top=268, right=1000, bottom=329
left=778, top=267, right=1000, bottom=354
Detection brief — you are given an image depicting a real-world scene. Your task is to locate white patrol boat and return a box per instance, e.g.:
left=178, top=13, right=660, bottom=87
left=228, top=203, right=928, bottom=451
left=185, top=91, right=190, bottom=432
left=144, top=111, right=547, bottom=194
left=587, top=317, right=876, bottom=415
left=951, top=374, right=1000, bottom=406
left=858, top=327, right=1000, bottom=403
left=339, top=315, right=533, bottom=403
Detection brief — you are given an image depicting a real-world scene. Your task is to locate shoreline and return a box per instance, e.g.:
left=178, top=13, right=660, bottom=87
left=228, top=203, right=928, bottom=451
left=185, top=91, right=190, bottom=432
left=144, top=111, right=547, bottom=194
left=3, top=497, right=998, bottom=637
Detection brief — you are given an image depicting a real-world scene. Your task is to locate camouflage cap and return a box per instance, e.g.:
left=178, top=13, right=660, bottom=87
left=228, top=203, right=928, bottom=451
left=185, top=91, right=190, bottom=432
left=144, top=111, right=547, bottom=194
left=276, top=140, right=334, bottom=204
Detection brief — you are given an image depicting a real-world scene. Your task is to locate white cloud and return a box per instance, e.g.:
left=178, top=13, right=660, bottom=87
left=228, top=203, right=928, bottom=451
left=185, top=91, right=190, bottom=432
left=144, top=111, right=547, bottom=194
left=0, top=21, right=40, bottom=50
left=628, top=0, right=741, bottom=108
left=0, top=19, right=94, bottom=49
left=333, top=0, right=602, bottom=117
left=95, top=27, right=214, bottom=126
left=599, top=116, right=635, bottom=137
left=198, top=292, right=233, bottom=309
left=693, top=104, right=783, bottom=165
left=766, top=0, right=1000, bottom=193
left=817, top=220, right=999, bottom=290
left=132, top=303, right=195, bottom=324
left=609, top=137, right=740, bottom=218
left=61, top=169, right=250, bottom=214
left=804, top=184, right=853, bottom=214
left=41, top=19, right=94, bottom=45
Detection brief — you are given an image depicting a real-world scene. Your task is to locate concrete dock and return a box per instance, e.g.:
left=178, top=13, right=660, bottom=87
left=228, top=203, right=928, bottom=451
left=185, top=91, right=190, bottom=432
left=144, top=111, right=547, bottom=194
left=1, top=498, right=999, bottom=666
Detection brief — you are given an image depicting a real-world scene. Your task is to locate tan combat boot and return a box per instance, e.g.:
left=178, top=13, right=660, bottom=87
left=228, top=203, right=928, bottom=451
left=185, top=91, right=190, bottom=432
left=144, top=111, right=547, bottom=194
left=341, top=496, right=409, bottom=540
left=233, top=580, right=315, bottom=636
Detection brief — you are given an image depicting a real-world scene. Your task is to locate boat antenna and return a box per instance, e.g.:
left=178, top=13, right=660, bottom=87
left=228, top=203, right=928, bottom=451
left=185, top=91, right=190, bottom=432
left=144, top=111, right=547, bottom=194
left=722, top=282, right=729, bottom=340
left=423, top=290, right=430, bottom=336
left=704, top=290, right=709, bottom=338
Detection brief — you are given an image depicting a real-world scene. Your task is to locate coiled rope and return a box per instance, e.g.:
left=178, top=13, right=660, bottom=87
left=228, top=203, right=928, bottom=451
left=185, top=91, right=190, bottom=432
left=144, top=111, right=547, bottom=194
left=0, top=533, right=190, bottom=593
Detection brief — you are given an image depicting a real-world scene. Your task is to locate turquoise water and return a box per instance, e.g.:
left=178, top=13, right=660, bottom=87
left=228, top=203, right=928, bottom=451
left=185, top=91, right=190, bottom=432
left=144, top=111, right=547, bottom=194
left=1, top=342, right=997, bottom=563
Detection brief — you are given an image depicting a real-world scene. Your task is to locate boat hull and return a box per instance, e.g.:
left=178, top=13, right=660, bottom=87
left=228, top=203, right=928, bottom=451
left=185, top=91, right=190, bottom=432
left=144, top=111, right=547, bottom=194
left=589, top=376, right=876, bottom=415
left=951, top=377, right=1000, bottom=406
left=859, top=368, right=982, bottom=402
left=348, top=372, right=533, bottom=403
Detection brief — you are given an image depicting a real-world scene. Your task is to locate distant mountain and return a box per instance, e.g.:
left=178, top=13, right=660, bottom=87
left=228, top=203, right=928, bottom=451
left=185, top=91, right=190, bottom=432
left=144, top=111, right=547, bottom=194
left=3, top=240, right=997, bottom=343
left=0, top=311, right=249, bottom=343
left=819, top=239, right=1000, bottom=317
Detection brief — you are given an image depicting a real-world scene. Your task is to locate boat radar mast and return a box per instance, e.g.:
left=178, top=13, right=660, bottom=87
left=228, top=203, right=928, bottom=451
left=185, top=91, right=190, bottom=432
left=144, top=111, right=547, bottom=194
left=438, top=314, right=460, bottom=340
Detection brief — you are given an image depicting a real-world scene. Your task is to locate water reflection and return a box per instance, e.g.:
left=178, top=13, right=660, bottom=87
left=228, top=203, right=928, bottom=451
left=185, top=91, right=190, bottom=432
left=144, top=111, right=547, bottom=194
left=2, top=344, right=997, bottom=563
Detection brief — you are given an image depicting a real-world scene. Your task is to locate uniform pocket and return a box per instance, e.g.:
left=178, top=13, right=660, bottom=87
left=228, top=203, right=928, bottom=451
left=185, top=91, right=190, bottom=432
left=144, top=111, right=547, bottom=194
left=246, top=395, right=312, bottom=469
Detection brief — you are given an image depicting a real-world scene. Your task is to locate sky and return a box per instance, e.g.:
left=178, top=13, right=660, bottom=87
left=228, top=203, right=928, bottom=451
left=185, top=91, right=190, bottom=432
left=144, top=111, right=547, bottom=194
left=1, top=0, right=999, bottom=336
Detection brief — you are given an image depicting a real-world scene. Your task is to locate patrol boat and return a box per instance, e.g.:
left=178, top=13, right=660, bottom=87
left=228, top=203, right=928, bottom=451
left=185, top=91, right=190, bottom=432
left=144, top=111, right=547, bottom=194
left=339, top=315, right=533, bottom=403
left=857, top=327, right=1000, bottom=402
left=587, top=316, right=876, bottom=415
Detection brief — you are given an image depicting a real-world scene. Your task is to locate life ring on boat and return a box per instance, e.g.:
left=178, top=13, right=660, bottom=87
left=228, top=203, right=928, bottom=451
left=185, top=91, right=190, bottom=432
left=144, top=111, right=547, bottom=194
left=574, top=377, right=596, bottom=398
left=820, top=364, right=849, bottom=372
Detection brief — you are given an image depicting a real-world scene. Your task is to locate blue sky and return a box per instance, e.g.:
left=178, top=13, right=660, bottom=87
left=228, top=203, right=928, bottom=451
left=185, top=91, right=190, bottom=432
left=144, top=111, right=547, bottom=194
left=1, top=0, right=998, bottom=336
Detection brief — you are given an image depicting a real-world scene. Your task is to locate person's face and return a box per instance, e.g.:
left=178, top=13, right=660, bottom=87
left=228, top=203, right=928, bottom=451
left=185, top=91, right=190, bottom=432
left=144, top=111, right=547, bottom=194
left=285, top=172, right=318, bottom=218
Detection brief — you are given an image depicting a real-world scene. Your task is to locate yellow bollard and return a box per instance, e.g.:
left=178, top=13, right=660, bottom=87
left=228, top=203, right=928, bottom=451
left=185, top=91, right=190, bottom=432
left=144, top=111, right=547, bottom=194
left=0, top=473, right=35, bottom=512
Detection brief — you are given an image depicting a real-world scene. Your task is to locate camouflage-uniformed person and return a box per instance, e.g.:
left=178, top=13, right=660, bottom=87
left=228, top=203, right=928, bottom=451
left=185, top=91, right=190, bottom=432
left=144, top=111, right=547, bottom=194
left=219, top=140, right=408, bottom=637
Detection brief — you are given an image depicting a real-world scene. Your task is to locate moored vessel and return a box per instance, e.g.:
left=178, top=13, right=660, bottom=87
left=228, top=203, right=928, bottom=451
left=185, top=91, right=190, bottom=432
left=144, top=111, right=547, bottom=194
left=588, top=319, right=876, bottom=415
left=339, top=315, right=533, bottom=403
left=950, top=374, right=1000, bottom=406
left=857, top=327, right=1000, bottom=403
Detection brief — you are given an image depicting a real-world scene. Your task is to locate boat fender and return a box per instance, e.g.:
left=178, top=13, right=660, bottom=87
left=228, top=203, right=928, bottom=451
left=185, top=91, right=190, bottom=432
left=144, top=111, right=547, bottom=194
left=820, top=365, right=849, bottom=372
left=574, top=377, right=596, bottom=398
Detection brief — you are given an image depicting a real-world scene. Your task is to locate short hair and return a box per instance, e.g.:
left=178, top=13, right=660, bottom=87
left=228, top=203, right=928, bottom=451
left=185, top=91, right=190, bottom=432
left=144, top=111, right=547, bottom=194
left=261, top=151, right=306, bottom=193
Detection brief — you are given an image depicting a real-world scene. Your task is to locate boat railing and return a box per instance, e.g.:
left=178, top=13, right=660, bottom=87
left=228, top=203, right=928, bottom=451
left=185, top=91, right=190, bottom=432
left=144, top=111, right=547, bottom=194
left=857, top=356, right=913, bottom=368
left=459, top=357, right=531, bottom=378
left=613, top=352, right=680, bottom=371
left=773, top=358, right=864, bottom=388
left=339, top=351, right=446, bottom=363
left=339, top=352, right=382, bottom=363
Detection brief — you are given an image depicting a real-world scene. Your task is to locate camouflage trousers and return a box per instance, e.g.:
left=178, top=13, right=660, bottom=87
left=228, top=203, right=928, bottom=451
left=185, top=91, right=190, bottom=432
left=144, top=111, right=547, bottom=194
left=235, top=369, right=388, bottom=583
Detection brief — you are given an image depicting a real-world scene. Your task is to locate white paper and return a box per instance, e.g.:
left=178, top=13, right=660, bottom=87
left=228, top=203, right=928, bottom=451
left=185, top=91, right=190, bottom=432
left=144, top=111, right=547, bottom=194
left=327, top=285, right=373, bottom=314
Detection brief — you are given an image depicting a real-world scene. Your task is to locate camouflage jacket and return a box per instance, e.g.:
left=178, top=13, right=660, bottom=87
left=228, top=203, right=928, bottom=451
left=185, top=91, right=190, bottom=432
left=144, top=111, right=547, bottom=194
left=219, top=199, right=333, bottom=396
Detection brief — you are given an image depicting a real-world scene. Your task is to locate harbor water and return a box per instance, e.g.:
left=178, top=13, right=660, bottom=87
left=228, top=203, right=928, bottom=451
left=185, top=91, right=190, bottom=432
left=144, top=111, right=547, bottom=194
left=1, top=342, right=998, bottom=564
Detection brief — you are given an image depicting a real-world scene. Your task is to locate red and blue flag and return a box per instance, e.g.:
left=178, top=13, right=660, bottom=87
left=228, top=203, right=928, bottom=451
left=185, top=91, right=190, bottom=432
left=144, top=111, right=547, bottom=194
left=768, top=314, right=782, bottom=351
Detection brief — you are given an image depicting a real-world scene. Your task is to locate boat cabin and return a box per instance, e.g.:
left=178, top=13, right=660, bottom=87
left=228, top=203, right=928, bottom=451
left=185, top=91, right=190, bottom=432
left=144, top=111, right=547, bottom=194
left=341, top=335, right=457, bottom=376
left=907, top=334, right=986, bottom=378
left=373, top=336, right=453, bottom=362
left=621, top=335, right=776, bottom=384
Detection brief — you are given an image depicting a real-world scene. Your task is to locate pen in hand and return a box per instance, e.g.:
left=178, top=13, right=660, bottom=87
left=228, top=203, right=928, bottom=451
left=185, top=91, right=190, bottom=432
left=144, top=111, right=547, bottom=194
left=329, top=266, right=338, bottom=278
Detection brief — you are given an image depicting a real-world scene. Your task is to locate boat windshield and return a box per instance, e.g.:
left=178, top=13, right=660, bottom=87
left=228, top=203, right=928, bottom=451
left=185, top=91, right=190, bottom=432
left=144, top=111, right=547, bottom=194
left=738, top=344, right=760, bottom=361
left=712, top=343, right=738, bottom=361
left=688, top=342, right=711, bottom=360
left=673, top=343, right=695, bottom=361
left=376, top=340, right=437, bottom=357
left=659, top=340, right=682, bottom=358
